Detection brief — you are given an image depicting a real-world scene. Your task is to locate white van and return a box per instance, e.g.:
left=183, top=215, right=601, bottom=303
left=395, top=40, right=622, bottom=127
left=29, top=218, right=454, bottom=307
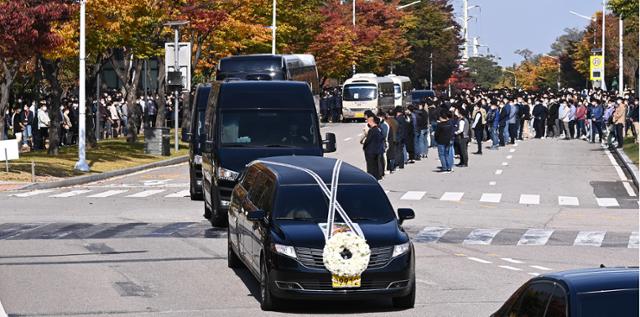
left=386, top=74, right=413, bottom=108
left=341, top=74, right=395, bottom=120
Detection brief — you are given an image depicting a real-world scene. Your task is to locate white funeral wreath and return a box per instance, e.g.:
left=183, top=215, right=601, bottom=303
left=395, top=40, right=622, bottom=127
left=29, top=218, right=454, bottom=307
left=322, top=231, right=371, bottom=277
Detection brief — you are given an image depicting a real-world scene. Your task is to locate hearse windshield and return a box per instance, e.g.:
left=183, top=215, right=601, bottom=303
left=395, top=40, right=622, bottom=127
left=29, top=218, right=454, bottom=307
left=274, top=184, right=395, bottom=223
left=343, top=84, right=377, bottom=101
left=220, top=110, right=319, bottom=148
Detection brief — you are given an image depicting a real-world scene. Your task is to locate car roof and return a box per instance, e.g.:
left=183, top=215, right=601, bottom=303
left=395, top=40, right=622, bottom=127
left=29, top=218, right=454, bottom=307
left=540, top=267, right=638, bottom=293
left=250, top=156, right=378, bottom=186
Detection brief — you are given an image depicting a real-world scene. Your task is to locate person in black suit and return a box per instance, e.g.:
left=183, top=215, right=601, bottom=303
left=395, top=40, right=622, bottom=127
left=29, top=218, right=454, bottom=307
left=363, top=115, right=385, bottom=180
left=532, top=100, right=548, bottom=138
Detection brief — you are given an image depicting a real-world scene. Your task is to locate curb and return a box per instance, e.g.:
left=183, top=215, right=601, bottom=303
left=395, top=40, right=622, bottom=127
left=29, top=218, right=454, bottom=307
left=613, top=146, right=639, bottom=189
left=22, top=156, right=188, bottom=190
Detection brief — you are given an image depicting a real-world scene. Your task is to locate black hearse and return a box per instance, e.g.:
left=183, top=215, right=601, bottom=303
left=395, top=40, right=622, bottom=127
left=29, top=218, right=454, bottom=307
left=227, top=156, right=416, bottom=311
left=201, top=81, right=336, bottom=227
left=186, top=84, right=212, bottom=200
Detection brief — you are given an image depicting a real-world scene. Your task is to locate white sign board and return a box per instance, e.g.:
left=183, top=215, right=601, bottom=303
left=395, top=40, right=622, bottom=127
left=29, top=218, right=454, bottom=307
left=165, top=42, right=192, bottom=92
left=0, top=139, right=20, bottom=160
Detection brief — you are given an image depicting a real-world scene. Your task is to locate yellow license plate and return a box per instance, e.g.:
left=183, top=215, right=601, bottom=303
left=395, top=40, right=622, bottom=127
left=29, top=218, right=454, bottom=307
left=354, top=113, right=365, bottom=118
left=332, top=275, right=361, bottom=288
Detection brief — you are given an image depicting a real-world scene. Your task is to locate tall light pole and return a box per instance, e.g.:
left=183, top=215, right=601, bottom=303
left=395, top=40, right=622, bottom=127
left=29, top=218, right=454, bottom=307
left=352, top=0, right=356, bottom=75
left=601, top=0, right=607, bottom=91
left=164, top=21, right=188, bottom=153
left=460, top=0, right=479, bottom=61
left=618, top=16, right=623, bottom=95
left=74, top=0, right=89, bottom=172
left=272, top=0, right=277, bottom=55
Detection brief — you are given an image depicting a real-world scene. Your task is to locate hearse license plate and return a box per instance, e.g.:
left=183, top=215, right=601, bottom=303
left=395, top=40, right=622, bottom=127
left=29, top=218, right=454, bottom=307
left=332, top=275, right=361, bottom=288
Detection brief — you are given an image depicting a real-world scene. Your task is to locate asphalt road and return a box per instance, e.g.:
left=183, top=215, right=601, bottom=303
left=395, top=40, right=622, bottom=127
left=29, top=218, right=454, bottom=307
left=0, top=122, right=637, bottom=316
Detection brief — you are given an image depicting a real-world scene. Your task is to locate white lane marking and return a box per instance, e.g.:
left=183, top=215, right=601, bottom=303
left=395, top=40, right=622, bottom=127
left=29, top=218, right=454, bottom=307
left=467, top=257, right=492, bottom=264
left=528, top=272, right=540, bottom=277
left=400, top=191, right=426, bottom=200
left=344, top=137, right=352, bottom=141
left=463, top=229, right=501, bottom=245
left=0, top=296, right=6, bottom=317
left=628, top=232, right=639, bottom=249
left=558, top=196, right=579, bottom=206
left=519, top=194, right=540, bottom=205
left=49, top=190, right=92, bottom=198
left=165, top=190, right=190, bottom=198
left=495, top=169, right=503, bottom=175
left=501, top=258, right=524, bottom=264
left=574, top=231, right=606, bottom=247
left=509, top=149, right=516, bottom=153
left=622, top=182, right=637, bottom=197
left=10, top=190, right=55, bottom=197
left=530, top=265, right=552, bottom=271
left=489, top=181, right=497, bottom=186
left=480, top=193, right=502, bottom=203
left=142, top=179, right=172, bottom=186
left=440, top=192, right=464, bottom=201
left=506, top=155, right=513, bottom=159
left=126, top=189, right=166, bottom=198
left=501, top=162, right=509, bottom=166
left=596, top=198, right=619, bottom=207
left=499, top=265, right=522, bottom=271
left=518, top=229, right=554, bottom=246
left=87, top=190, right=129, bottom=198
left=414, top=227, right=451, bottom=243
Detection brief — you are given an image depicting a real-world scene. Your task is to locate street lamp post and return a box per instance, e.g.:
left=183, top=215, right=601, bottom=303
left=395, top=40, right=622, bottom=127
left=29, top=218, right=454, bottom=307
left=601, top=0, right=607, bottom=91
left=618, top=16, right=623, bottom=95
left=272, top=0, right=277, bottom=55
left=74, top=0, right=89, bottom=172
left=164, top=21, right=188, bottom=153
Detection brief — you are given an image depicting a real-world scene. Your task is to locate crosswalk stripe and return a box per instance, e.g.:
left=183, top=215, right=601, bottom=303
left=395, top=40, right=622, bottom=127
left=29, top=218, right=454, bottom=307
left=501, top=258, right=524, bottom=264
left=518, top=229, right=554, bottom=246
left=574, top=231, right=606, bottom=247
left=414, top=227, right=451, bottom=243
left=87, top=190, right=129, bottom=198
left=495, top=170, right=503, bottom=175
left=165, top=190, right=190, bottom=198
left=463, top=229, right=501, bottom=245
left=10, top=190, right=55, bottom=198
left=628, top=232, right=639, bottom=249
left=480, top=193, right=502, bottom=203
left=558, top=196, right=579, bottom=206
left=509, top=149, right=516, bottom=153
left=499, top=265, right=522, bottom=271
left=519, top=194, right=540, bottom=205
left=400, top=191, right=426, bottom=200
left=501, top=162, right=509, bottom=166
left=530, top=265, right=552, bottom=271
left=595, top=198, right=619, bottom=207
left=49, top=190, right=92, bottom=198
left=506, top=155, right=513, bottom=159
left=126, top=190, right=166, bottom=198
left=440, top=192, right=464, bottom=201
left=467, top=257, right=492, bottom=264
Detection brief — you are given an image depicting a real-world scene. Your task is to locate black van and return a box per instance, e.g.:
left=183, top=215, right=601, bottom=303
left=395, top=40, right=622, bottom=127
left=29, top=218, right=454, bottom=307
left=201, top=81, right=336, bottom=227
left=186, top=84, right=212, bottom=200
left=227, top=156, right=416, bottom=311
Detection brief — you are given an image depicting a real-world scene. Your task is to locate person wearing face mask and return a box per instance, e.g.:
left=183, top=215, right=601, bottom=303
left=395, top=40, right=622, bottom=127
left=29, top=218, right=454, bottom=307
left=19, top=104, right=34, bottom=147
left=37, top=103, right=50, bottom=148
left=362, top=115, right=385, bottom=180
left=454, top=108, right=470, bottom=167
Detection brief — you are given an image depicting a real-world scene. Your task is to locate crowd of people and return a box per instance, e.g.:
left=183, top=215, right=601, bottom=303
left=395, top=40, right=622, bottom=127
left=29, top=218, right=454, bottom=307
left=359, top=88, right=639, bottom=180
left=2, top=91, right=183, bottom=151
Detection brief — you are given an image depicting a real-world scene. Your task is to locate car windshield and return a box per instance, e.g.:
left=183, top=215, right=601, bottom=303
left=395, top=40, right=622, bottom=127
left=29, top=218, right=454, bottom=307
left=220, top=110, right=319, bottom=148
left=579, top=289, right=639, bottom=317
left=220, top=58, right=282, bottom=73
left=343, top=84, right=377, bottom=101
left=274, top=184, right=395, bottom=223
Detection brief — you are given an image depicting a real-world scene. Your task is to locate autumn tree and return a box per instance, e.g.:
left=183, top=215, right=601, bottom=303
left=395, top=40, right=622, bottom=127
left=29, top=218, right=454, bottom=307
left=466, top=55, right=502, bottom=89
left=608, top=0, right=639, bottom=91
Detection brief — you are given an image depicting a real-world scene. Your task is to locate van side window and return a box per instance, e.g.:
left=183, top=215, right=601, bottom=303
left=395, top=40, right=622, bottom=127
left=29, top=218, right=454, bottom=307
left=205, top=85, right=220, bottom=141
left=248, top=172, right=267, bottom=209
left=257, top=177, right=275, bottom=214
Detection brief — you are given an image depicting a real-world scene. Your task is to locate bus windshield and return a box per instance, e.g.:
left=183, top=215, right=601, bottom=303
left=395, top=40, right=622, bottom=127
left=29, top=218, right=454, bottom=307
left=219, top=58, right=282, bottom=73
left=220, top=110, right=319, bottom=148
left=394, top=84, right=402, bottom=99
left=343, top=84, right=377, bottom=101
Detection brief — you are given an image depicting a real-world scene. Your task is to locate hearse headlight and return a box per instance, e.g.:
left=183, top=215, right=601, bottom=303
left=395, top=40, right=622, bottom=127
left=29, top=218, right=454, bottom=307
left=392, top=242, right=410, bottom=258
left=194, top=155, right=202, bottom=165
left=217, top=167, right=239, bottom=181
left=273, top=243, right=297, bottom=259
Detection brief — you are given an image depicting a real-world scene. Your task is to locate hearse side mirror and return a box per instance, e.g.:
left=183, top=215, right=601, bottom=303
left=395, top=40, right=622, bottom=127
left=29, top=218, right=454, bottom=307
left=323, top=132, right=336, bottom=153
left=247, top=209, right=266, bottom=222
left=397, top=208, right=415, bottom=225
left=203, top=140, right=215, bottom=152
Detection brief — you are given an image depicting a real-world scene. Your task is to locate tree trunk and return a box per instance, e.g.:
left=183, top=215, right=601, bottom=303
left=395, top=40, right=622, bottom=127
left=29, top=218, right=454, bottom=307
left=0, top=61, right=17, bottom=140
left=155, top=57, right=167, bottom=128
left=125, top=61, right=143, bottom=143
left=41, top=59, right=63, bottom=156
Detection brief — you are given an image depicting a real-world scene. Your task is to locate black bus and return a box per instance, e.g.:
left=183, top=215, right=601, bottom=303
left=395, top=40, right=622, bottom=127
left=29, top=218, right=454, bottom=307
left=216, top=54, right=321, bottom=112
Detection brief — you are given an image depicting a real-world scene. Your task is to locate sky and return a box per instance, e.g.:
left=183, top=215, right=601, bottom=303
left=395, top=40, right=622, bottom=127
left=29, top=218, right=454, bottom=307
left=452, top=0, right=604, bottom=67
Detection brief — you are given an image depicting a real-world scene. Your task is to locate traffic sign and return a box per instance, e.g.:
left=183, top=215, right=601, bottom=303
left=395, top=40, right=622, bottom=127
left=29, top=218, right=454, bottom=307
left=165, top=42, right=192, bottom=92
left=590, top=55, right=603, bottom=81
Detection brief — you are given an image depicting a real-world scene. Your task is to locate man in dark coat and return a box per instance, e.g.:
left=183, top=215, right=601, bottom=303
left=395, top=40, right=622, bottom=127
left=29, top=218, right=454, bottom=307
left=362, top=116, right=385, bottom=180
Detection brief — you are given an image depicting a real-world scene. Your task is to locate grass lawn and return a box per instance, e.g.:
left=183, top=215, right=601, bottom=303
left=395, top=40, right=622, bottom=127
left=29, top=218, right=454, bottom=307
left=623, top=137, right=638, bottom=165
left=1, top=134, right=188, bottom=183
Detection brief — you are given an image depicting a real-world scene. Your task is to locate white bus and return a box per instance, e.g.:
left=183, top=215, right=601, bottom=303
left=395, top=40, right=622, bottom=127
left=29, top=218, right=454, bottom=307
left=341, top=74, right=395, bottom=120
left=386, top=74, right=413, bottom=108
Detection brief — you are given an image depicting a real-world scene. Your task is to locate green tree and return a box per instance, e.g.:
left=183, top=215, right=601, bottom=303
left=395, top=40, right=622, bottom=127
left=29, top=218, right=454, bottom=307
left=466, top=56, right=502, bottom=89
